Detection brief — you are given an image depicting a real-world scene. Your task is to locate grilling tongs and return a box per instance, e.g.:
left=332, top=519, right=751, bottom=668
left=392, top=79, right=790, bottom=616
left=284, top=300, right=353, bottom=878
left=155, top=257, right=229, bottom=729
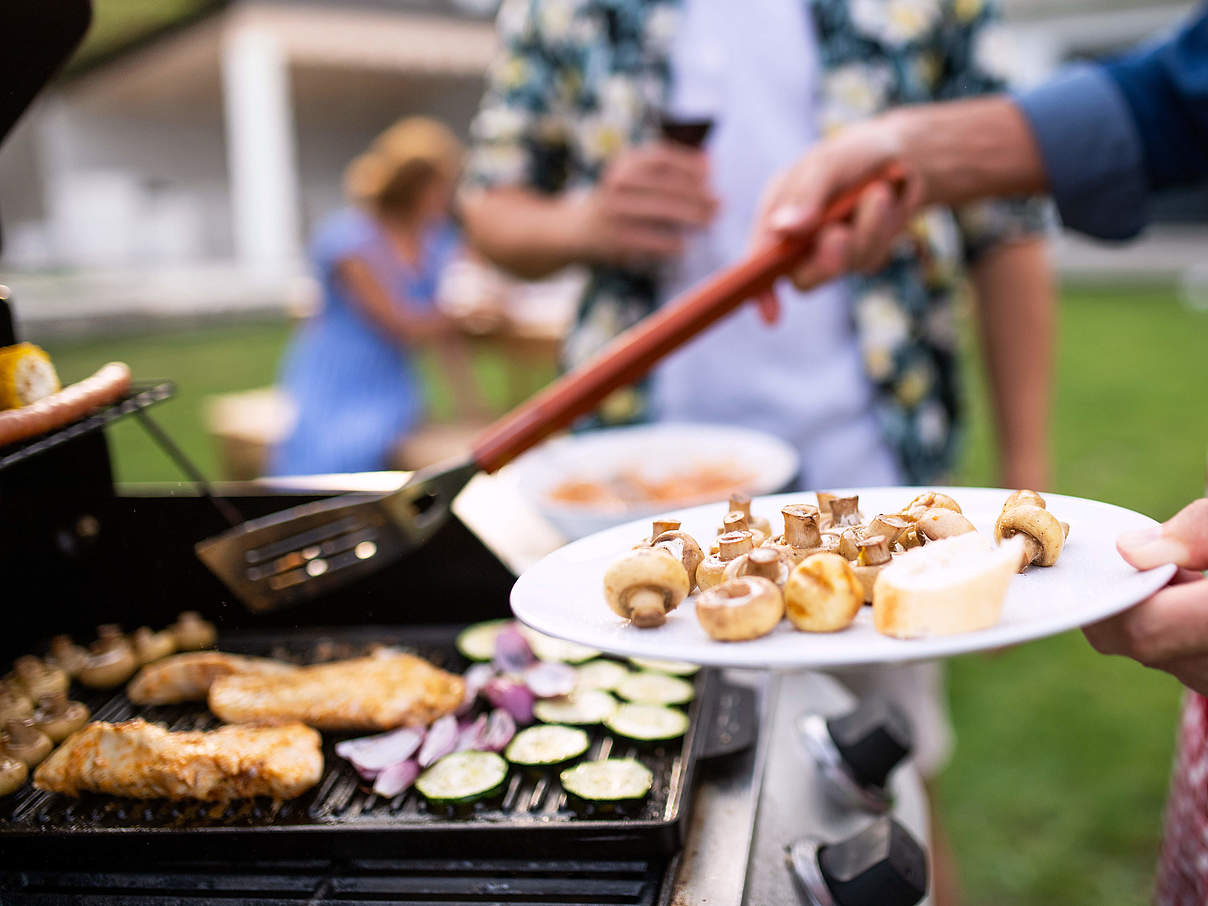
left=197, top=167, right=905, bottom=611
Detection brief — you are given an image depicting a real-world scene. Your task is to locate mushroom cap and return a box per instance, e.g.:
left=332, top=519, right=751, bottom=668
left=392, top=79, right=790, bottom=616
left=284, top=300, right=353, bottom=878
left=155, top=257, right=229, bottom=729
left=652, top=530, right=705, bottom=588
left=0, top=755, right=27, bottom=797
left=1003, top=490, right=1045, bottom=512
left=717, top=530, right=754, bottom=561
left=995, top=504, right=1065, bottom=567
left=784, top=552, right=864, bottom=633
left=905, top=491, right=963, bottom=518
left=724, top=546, right=790, bottom=587
left=917, top=507, right=977, bottom=543
left=603, top=548, right=690, bottom=623
left=696, top=577, right=785, bottom=642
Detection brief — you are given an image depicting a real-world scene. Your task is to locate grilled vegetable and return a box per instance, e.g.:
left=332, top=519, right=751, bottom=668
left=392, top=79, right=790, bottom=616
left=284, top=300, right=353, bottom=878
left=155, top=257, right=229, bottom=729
left=518, top=628, right=600, bottom=664
left=0, top=343, right=59, bottom=410
left=605, top=703, right=690, bottom=743
left=560, top=759, right=652, bottom=806
left=626, top=657, right=699, bottom=676
left=574, top=660, right=630, bottom=692
left=455, top=620, right=510, bottom=662
left=505, top=724, right=590, bottom=769
left=415, top=750, right=508, bottom=806
left=0, top=361, right=130, bottom=448
left=532, top=689, right=617, bottom=726
left=615, top=672, right=695, bottom=707
left=0, top=755, right=27, bottom=797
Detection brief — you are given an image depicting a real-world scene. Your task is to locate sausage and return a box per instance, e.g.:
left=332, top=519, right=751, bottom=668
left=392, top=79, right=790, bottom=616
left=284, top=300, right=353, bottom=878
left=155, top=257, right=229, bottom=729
left=0, top=362, right=132, bottom=448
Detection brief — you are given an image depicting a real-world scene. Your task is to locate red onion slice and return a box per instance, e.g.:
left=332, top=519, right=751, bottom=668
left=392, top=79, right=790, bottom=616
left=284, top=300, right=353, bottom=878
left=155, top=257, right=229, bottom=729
left=492, top=624, right=535, bottom=674
left=455, top=714, right=489, bottom=752
left=484, top=676, right=534, bottom=724
left=335, top=726, right=424, bottom=772
left=482, top=708, right=517, bottom=752
left=372, top=759, right=419, bottom=798
left=417, top=714, right=459, bottom=767
left=524, top=661, right=576, bottom=698
left=457, top=663, right=497, bottom=715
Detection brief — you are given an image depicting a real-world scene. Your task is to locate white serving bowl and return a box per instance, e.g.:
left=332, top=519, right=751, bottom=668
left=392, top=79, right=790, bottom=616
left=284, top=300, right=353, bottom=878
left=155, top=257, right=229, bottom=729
left=506, top=423, right=799, bottom=541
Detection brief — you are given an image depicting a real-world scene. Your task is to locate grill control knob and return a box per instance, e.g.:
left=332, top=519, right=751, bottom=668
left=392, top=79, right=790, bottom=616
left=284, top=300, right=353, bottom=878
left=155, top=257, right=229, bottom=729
left=798, top=698, right=913, bottom=812
left=788, top=816, right=928, bottom=906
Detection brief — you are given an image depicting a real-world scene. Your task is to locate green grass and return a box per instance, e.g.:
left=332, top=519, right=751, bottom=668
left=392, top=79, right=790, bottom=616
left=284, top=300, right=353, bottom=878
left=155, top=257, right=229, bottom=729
left=32, top=282, right=1208, bottom=904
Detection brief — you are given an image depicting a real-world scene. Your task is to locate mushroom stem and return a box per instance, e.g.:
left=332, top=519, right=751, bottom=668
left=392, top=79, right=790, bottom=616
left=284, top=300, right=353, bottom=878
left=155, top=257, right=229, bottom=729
left=829, top=496, right=863, bottom=527
left=628, top=589, right=670, bottom=628
left=858, top=535, right=892, bottom=567
left=745, top=548, right=784, bottom=581
left=783, top=506, right=822, bottom=548
left=722, top=511, right=749, bottom=535
left=729, top=493, right=753, bottom=519
left=651, top=519, right=681, bottom=538
left=1019, top=535, right=1043, bottom=571
left=717, top=531, right=754, bottom=561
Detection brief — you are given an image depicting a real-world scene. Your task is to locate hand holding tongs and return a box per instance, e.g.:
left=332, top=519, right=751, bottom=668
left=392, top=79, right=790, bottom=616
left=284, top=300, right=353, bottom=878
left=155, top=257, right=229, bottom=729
left=197, top=166, right=907, bottom=611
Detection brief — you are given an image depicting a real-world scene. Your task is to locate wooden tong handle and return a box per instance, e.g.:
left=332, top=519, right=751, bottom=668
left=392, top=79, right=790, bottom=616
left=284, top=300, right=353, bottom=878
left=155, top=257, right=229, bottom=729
left=472, top=164, right=907, bottom=473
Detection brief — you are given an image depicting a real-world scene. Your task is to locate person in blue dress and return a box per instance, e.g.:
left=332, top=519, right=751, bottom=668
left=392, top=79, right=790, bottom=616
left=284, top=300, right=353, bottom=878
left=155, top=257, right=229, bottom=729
left=272, top=118, right=464, bottom=475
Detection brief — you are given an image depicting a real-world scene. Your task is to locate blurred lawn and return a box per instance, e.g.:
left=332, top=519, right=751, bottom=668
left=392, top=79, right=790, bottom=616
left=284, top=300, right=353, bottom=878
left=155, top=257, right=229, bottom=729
left=37, top=283, right=1206, bottom=904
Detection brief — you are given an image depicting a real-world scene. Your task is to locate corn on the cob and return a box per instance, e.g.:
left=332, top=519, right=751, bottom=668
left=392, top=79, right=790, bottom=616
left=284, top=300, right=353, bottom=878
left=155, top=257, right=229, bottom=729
left=0, top=343, right=60, bottom=410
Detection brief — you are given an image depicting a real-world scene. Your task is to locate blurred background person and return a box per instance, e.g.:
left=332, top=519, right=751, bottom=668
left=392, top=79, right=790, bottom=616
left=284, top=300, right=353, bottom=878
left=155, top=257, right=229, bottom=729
left=272, top=117, right=477, bottom=476
left=460, top=2, right=1055, bottom=903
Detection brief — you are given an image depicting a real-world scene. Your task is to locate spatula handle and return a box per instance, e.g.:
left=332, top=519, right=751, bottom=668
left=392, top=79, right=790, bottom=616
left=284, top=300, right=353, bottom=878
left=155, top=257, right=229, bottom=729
left=471, top=164, right=906, bottom=474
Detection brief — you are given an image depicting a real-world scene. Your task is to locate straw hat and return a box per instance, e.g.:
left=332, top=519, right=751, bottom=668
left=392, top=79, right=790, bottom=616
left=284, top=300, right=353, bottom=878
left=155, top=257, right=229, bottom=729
left=343, top=117, right=463, bottom=212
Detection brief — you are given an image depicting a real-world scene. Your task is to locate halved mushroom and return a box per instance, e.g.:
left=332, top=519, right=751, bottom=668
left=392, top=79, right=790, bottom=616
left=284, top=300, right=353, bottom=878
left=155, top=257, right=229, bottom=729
left=728, top=492, right=772, bottom=537
left=652, top=529, right=705, bottom=589
left=697, top=531, right=755, bottom=591
left=9, top=657, right=68, bottom=701
left=696, top=577, right=785, bottom=642
left=995, top=503, right=1065, bottom=572
left=132, top=626, right=177, bottom=665
left=603, top=547, right=691, bottom=628
left=47, top=635, right=88, bottom=677
left=724, top=546, right=790, bottom=588
left=170, top=612, right=217, bottom=651
left=916, top=508, right=977, bottom=544
left=635, top=519, right=683, bottom=549
left=32, top=693, right=90, bottom=743
left=784, top=552, right=864, bottom=633
left=0, top=755, right=27, bottom=797
left=768, top=505, right=836, bottom=565
left=2, top=719, right=53, bottom=767
left=77, top=630, right=138, bottom=689
left=0, top=682, right=32, bottom=723
left=851, top=535, right=893, bottom=603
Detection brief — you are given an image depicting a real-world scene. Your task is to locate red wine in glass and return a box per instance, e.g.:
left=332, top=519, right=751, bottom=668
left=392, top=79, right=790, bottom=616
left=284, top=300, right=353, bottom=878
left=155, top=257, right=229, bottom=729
left=660, top=115, right=713, bottom=149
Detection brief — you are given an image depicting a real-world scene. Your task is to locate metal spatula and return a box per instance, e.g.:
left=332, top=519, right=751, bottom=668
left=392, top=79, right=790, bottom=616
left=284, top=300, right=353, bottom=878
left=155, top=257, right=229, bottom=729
left=196, top=167, right=904, bottom=611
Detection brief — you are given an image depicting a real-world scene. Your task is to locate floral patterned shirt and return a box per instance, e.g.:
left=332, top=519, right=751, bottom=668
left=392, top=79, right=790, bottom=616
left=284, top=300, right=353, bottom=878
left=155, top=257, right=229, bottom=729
left=465, top=0, right=1050, bottom=483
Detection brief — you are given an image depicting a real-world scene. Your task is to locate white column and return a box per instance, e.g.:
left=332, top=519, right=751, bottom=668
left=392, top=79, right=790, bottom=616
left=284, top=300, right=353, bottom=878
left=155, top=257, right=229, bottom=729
left=220, top=24, right=300, bottom=273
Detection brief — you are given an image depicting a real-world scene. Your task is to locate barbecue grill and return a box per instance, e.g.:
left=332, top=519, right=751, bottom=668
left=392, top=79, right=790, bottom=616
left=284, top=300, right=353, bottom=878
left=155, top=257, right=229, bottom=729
left=0, top=5, right=936, bottom=903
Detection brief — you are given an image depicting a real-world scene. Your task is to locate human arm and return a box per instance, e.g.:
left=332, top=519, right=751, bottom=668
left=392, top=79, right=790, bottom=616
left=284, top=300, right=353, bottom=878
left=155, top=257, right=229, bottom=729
left=1084, top=499, right=1208, bottom=696
left=969, top=238, right=1054, bottom=491
left=336, top=257, right=448, bottom=345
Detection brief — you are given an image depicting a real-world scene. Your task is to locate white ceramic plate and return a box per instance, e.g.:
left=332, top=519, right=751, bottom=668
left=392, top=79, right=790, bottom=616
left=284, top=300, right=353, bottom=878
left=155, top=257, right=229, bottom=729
left=510, top=487, right=1177, bottom=670
left=505, top=423, right=798, bottom=541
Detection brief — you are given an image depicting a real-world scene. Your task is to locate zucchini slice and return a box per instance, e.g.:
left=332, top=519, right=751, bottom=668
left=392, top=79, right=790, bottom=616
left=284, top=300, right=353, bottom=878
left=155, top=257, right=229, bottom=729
left=561, top=758, right=653, bottom=804
left=505, top=724, right=590, bottom=768
left=627, top=657, right=700, bottom=676
left=455, top=619, right=511, bottom=662
left=533, top=689, right=618, bottom=726
left=605, top=703, right=690, bottom=743
left=519, top=625, right=600, bottom=664
left=415, top=750, right=508, bottom=805
left=575, top=660, right=630, bottom=692
left=615, top=671, right=696, bottom=706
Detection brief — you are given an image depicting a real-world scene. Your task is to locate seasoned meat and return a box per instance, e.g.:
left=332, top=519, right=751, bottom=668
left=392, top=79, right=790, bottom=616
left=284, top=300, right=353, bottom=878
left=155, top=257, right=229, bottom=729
left=33, top=719, right=322, bottom=801
left=127, top=652, right=298, bottom=705
left=208, top=650, right=464, bottom=732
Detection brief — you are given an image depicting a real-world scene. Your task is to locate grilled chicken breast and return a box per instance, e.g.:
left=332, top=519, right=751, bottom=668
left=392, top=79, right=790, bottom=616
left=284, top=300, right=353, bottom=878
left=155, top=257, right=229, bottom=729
left=34, top=719, right=322, bottom=801
left=127, top=651, right=298, bottom=705
left=208, top=650, right=464, bottom=731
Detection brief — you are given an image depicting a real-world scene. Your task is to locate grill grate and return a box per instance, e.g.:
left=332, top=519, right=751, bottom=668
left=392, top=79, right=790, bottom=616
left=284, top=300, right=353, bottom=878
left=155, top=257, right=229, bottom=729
left=0, top=626, right=716, bottom=861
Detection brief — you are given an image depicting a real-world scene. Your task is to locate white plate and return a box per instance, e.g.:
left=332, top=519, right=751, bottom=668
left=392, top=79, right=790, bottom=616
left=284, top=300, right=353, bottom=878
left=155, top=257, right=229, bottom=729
left=510, top=487, right=1176, bottom=670
left=506, top=422, right=798, bottom=540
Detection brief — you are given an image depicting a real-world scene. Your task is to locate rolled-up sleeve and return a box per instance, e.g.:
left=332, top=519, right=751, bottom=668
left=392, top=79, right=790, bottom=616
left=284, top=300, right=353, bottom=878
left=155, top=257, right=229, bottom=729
left=1015, top=64, right=1149, bottom=241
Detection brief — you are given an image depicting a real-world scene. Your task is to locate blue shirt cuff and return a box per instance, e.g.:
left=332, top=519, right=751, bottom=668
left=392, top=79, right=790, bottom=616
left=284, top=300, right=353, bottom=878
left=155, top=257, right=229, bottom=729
left=1014, top=64, right=1149, bottom=240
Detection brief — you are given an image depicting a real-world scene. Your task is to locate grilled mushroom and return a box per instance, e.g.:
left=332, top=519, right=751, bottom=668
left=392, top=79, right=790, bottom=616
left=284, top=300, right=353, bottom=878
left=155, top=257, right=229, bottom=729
left=728, top=492, right=771, bottom=537
left=635, top=519, right=683, bottom=549
left=724, top=545, right=790, bottom=587
left=77, top=628, right=138, bottom=689
left=603, top=547, right=691, bottom=628
left=0, top=682, right=32, bottom=723
left=851, top=535, right=893, bottom=603
left=697, top=531, right=755, bottom=591
left=837, top=526, right=865, bottom=561
left=10, top=656, right=69, bottom=701
left=2, top=719, right=53, bottom=767
left=995, top=502, right=1065, bottom=572
left=827, top=495, right=865, bottom=529
left=916, top=508, right=977, bottom=544
left=784, top=552, right=864, bottom=633
left=866, top=514, right=910, bottom=546
left=47, top=635, right=88, bottom=677
left=769, top=505, right=836, bottom=565
left=170, top=612, right=217, bottom=651
left=905, top=491, right=963, bottom=518
left=719, top=511, right=767, bottom=548
left=696, top=577, right=784, bottom=642
left=651, top=530, right=705, bottom=589
left=131, top=626, right=177, bottom=665
left=0, top=755, right=27, bottom=797
left=1002, top=489, right=1045, bottom=512
left=32, top=693, right=90, bottom=743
